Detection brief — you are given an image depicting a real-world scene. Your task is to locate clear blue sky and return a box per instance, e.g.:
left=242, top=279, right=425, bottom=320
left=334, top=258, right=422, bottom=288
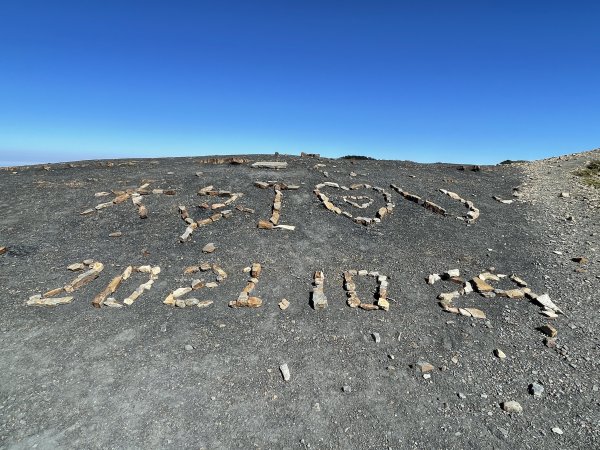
left=1, top=1, right=599, bottom=166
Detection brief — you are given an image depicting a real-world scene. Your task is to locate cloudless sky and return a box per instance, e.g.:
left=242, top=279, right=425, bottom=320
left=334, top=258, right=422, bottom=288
left=1, top=0, right=599, bottom=166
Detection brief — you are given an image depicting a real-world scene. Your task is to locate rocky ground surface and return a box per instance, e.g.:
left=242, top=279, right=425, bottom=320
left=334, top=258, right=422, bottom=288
left=0, top=150, right=598, bottom=449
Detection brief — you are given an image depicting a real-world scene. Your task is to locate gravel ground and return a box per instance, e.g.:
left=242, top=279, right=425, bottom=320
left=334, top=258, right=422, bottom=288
left=0, top=151, right=598, bottom=449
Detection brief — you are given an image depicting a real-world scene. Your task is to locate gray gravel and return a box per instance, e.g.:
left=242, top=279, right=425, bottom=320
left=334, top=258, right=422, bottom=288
left=0, top=150, right=599, bottom=448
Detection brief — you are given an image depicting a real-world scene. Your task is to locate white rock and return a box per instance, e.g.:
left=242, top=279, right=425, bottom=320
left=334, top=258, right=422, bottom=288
left=445, top=269, right=460, bottom=278
left=501, top=401, right=523, bottom=413
left=535, top=293, right=563, bottom=314
left=251, top=161, right=288, bottom=169
left=494, top=349, right=506, bottom=359
left=427, top=274, right=441, bottom=285
left=279, top=363, right=291, bottom=381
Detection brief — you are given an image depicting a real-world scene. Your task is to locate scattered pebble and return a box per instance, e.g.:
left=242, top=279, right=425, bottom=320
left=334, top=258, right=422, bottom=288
left=202, top=243, right=216, bottom=253
left=415, top=361, right=435, bottom=373
left=279, top=363, right=291, bottom=381
left=501, top=401, right=523, bottom=413
left=109, top=231, right=122, bottom=237
left=342, top=385, right=351, bottom=393
left=529, top=382, right=544, bottom=397
left=278, top=298, right=290, bottom=310
left=184, top=344, right=194, bottom=351
left=494, top=349, right=506, bottom=359
left=552, top=427, right=563, bottom=435
left=372, top=332, right=381, bottom=343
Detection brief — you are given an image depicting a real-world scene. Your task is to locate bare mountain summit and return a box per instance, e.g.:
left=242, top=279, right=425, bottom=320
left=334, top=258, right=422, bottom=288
left=1, top=149, right=599, bottom=448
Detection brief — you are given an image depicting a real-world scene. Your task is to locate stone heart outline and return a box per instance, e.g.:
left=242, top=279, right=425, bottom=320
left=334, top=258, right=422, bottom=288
left=313, top=182, right=395, bottom=225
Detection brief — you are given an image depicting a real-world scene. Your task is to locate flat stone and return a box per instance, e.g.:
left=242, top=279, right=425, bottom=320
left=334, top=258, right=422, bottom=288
left=92, top=274, right=123, bottom=308
left=278, top=299, right=290, bottom=310
left=372, top=332, right=381, bottom=343
left=347, top=296, right=360, bottom=308
left=463, top=308, right=486, bottom=319
left=463, top=281, right=473, bottom=294
left=534, top=294, right=563, bottom=314
left=494, top=349, right=506, bottom=359
left=311, top=290, right=328, bottom=310
left=501, top=401, right=523, bottom=413
left=258, top=219, right=273, bottom=229
left=359, top=303, right=379, bottom=311
left=26, top=296, right=74, bottom=307
left=251, top=263, right=262, bottom=278
left=552, top=427, right=563, bottom=435
left=202, top=243, right=216, bottom=253
left=377, top=298, right=390, bottom=311
left=185, top=344, right=194, bottom=351
left=438, top=291, right=460, bottom=301
left=529, top=382, right=544, bottom=397
left=138, top=205, right=148, bottom=219
left=64, top=265, right=103, bottom=292
left=251, top=161, right=288, bottom=169
left=247, top=297, right=262, bottom=307
left=279, top=363, right=291, bottom=381
left=500, top=289, right=525, bottom=299
left=95, top=201, right=113, bottom=210
left=103, top=298, right=122, bottom=308
left=184, top=266, right=200, bottom=274
left=510, top=275, right=528, bottom=287
left=136, top=265, right=153, bottom=273
left=197, top=300, right=213, bottom=308
left=479, top=272, right=500, bottom=281
left=427, top=274, right=441, bottom=284
left=109, top=231, right=122, bottom=237
left=541, top=309, right=559, bottom=318
left=471, top=277, right=494, bottom=293
left=43, top=287, right=65, bottom=298
left=415, top=361, right=435, bottom=373
left=445, top=269, right=460, bottom=278
left=67, top=263, right=85, bottom=271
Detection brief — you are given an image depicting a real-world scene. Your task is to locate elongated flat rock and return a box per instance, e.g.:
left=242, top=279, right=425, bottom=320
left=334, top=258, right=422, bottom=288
left=251, top=161, right=288, bottom=169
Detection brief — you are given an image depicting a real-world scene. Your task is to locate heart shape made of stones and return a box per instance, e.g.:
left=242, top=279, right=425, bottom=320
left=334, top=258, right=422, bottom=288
left=313, top=182, right=395, bottom=226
